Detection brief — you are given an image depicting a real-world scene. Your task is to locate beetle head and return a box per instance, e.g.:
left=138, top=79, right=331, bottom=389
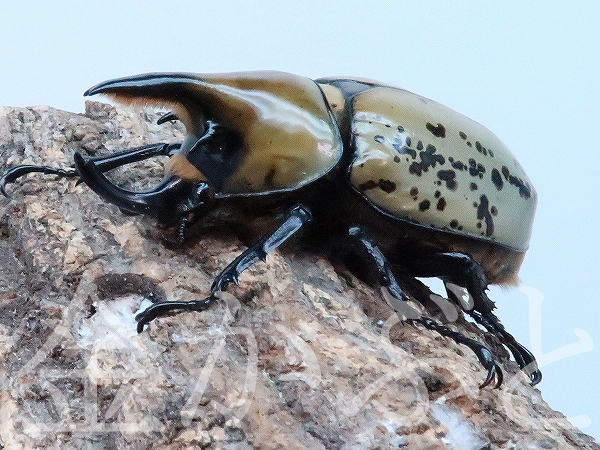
left=74, top=152, right=213, bottom=228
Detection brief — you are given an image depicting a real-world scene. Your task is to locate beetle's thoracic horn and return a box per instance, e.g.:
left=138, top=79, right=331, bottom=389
left=84, top=73, right=211, bottom=134
left=83, top=71, right=336, bottom=134
left=84, top=71, right=293, bottom=133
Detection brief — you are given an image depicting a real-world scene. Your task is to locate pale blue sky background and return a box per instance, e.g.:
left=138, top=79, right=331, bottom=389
left=2, top=0, right=599, bottom=440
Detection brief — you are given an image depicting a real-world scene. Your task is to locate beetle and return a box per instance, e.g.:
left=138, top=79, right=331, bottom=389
left=0, top=71, right=540, bottom=387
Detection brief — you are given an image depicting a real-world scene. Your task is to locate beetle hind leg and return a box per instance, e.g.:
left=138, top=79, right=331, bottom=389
left=455, top=297, right=542, bottom=385
left=411, top=316, right=502, bottom=388
left=341, top=227, right=502, bottom=387
left=406, top=251, right=541, bottom=385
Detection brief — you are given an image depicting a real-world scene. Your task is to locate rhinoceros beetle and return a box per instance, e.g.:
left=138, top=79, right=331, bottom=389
left=0, top=71, right=540, bottom=387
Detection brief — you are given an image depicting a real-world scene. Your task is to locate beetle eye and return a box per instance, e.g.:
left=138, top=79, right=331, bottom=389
left=174, top=120, right=243, bottom=192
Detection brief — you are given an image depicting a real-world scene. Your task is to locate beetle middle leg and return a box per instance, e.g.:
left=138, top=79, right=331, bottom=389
left=135, top=204, right=313, bottom=332
left=341, top=227, right=502, bottom=388
left=407, top=251, right=541, bottom=385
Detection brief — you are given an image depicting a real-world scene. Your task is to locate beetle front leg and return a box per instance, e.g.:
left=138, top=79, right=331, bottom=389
left=343, top=227, right=502, bottom=388
left=83, top=142, right=180, bottom=172
left=135, top=204, right=313, bottom=332
left=0, top=165, right=78, bottom=196
left=0, top=143, right=180, bottom=196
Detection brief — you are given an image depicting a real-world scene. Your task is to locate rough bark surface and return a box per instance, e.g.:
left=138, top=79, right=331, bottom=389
left=0, top=103, right=597, bottom=449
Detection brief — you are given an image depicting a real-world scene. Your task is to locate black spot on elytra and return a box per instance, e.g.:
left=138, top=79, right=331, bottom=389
left=451, top=160, right=467, bottom=171
left=359, top=179, right=397, bottom=193
left=374, top=135, right=385, bottom=143
left=393, top=143, right=417, bottom=159
left=475, top=141, right=488, bottom=156
left=419, top=199, right=431, bottom=211
left=409, top=144, right=445, bottom=176
left=436, top=197, right=446, bottom=211
left=459, top=131, right=467, bottom=140
left=359, top=180, right=377, bottom=190
left=426, top=122, right=446, bottom=138
left=392, top=129, right=417, bottom=159
left=501, top=165, right=532, bottom=199
left=437, top=170, right=457, bottom=190
left=450, top=219, right=459, bottom=229
left=476, top=194, right=494, bottom=237
left=491, top=168, right=503, bottom=190
left=379, top=179, right=396, bottom=193
left=468, top=158, right=486, bottom=179
left=410, top=187, right=419, bottom=197
left=470, top=182, right=478, bottom=191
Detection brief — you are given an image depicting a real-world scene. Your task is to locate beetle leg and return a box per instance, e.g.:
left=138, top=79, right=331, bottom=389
left=0, top=143, right=180, bottom=196
left=175, top=215, right=190, bottom=244
left=210, top=205, right=312, bottom=291
left=414, top=316, right=502, bottom=389
left=406, top=252, right=495, bottom=314
left=344, top=227, right=502, bottom=387
left=407, top=251, right=541, bottom=385
left=135, top=204, right=313, bottom=332
left=444, top=285, right=527, bottom=369
left=457, top=302, right=542, bottom=385
left=84, top=142, right=180, bottom=172
left=0, top=165, right=77, bottom=196
left=345, top=227, right=415, bottom=316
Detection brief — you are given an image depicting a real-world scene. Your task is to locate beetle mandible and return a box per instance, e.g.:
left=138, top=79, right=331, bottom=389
left=0, top=71, right=539, bottom=387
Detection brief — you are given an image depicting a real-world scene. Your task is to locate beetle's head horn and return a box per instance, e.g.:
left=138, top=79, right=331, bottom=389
left=73, top=152, right=211, bottom=227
